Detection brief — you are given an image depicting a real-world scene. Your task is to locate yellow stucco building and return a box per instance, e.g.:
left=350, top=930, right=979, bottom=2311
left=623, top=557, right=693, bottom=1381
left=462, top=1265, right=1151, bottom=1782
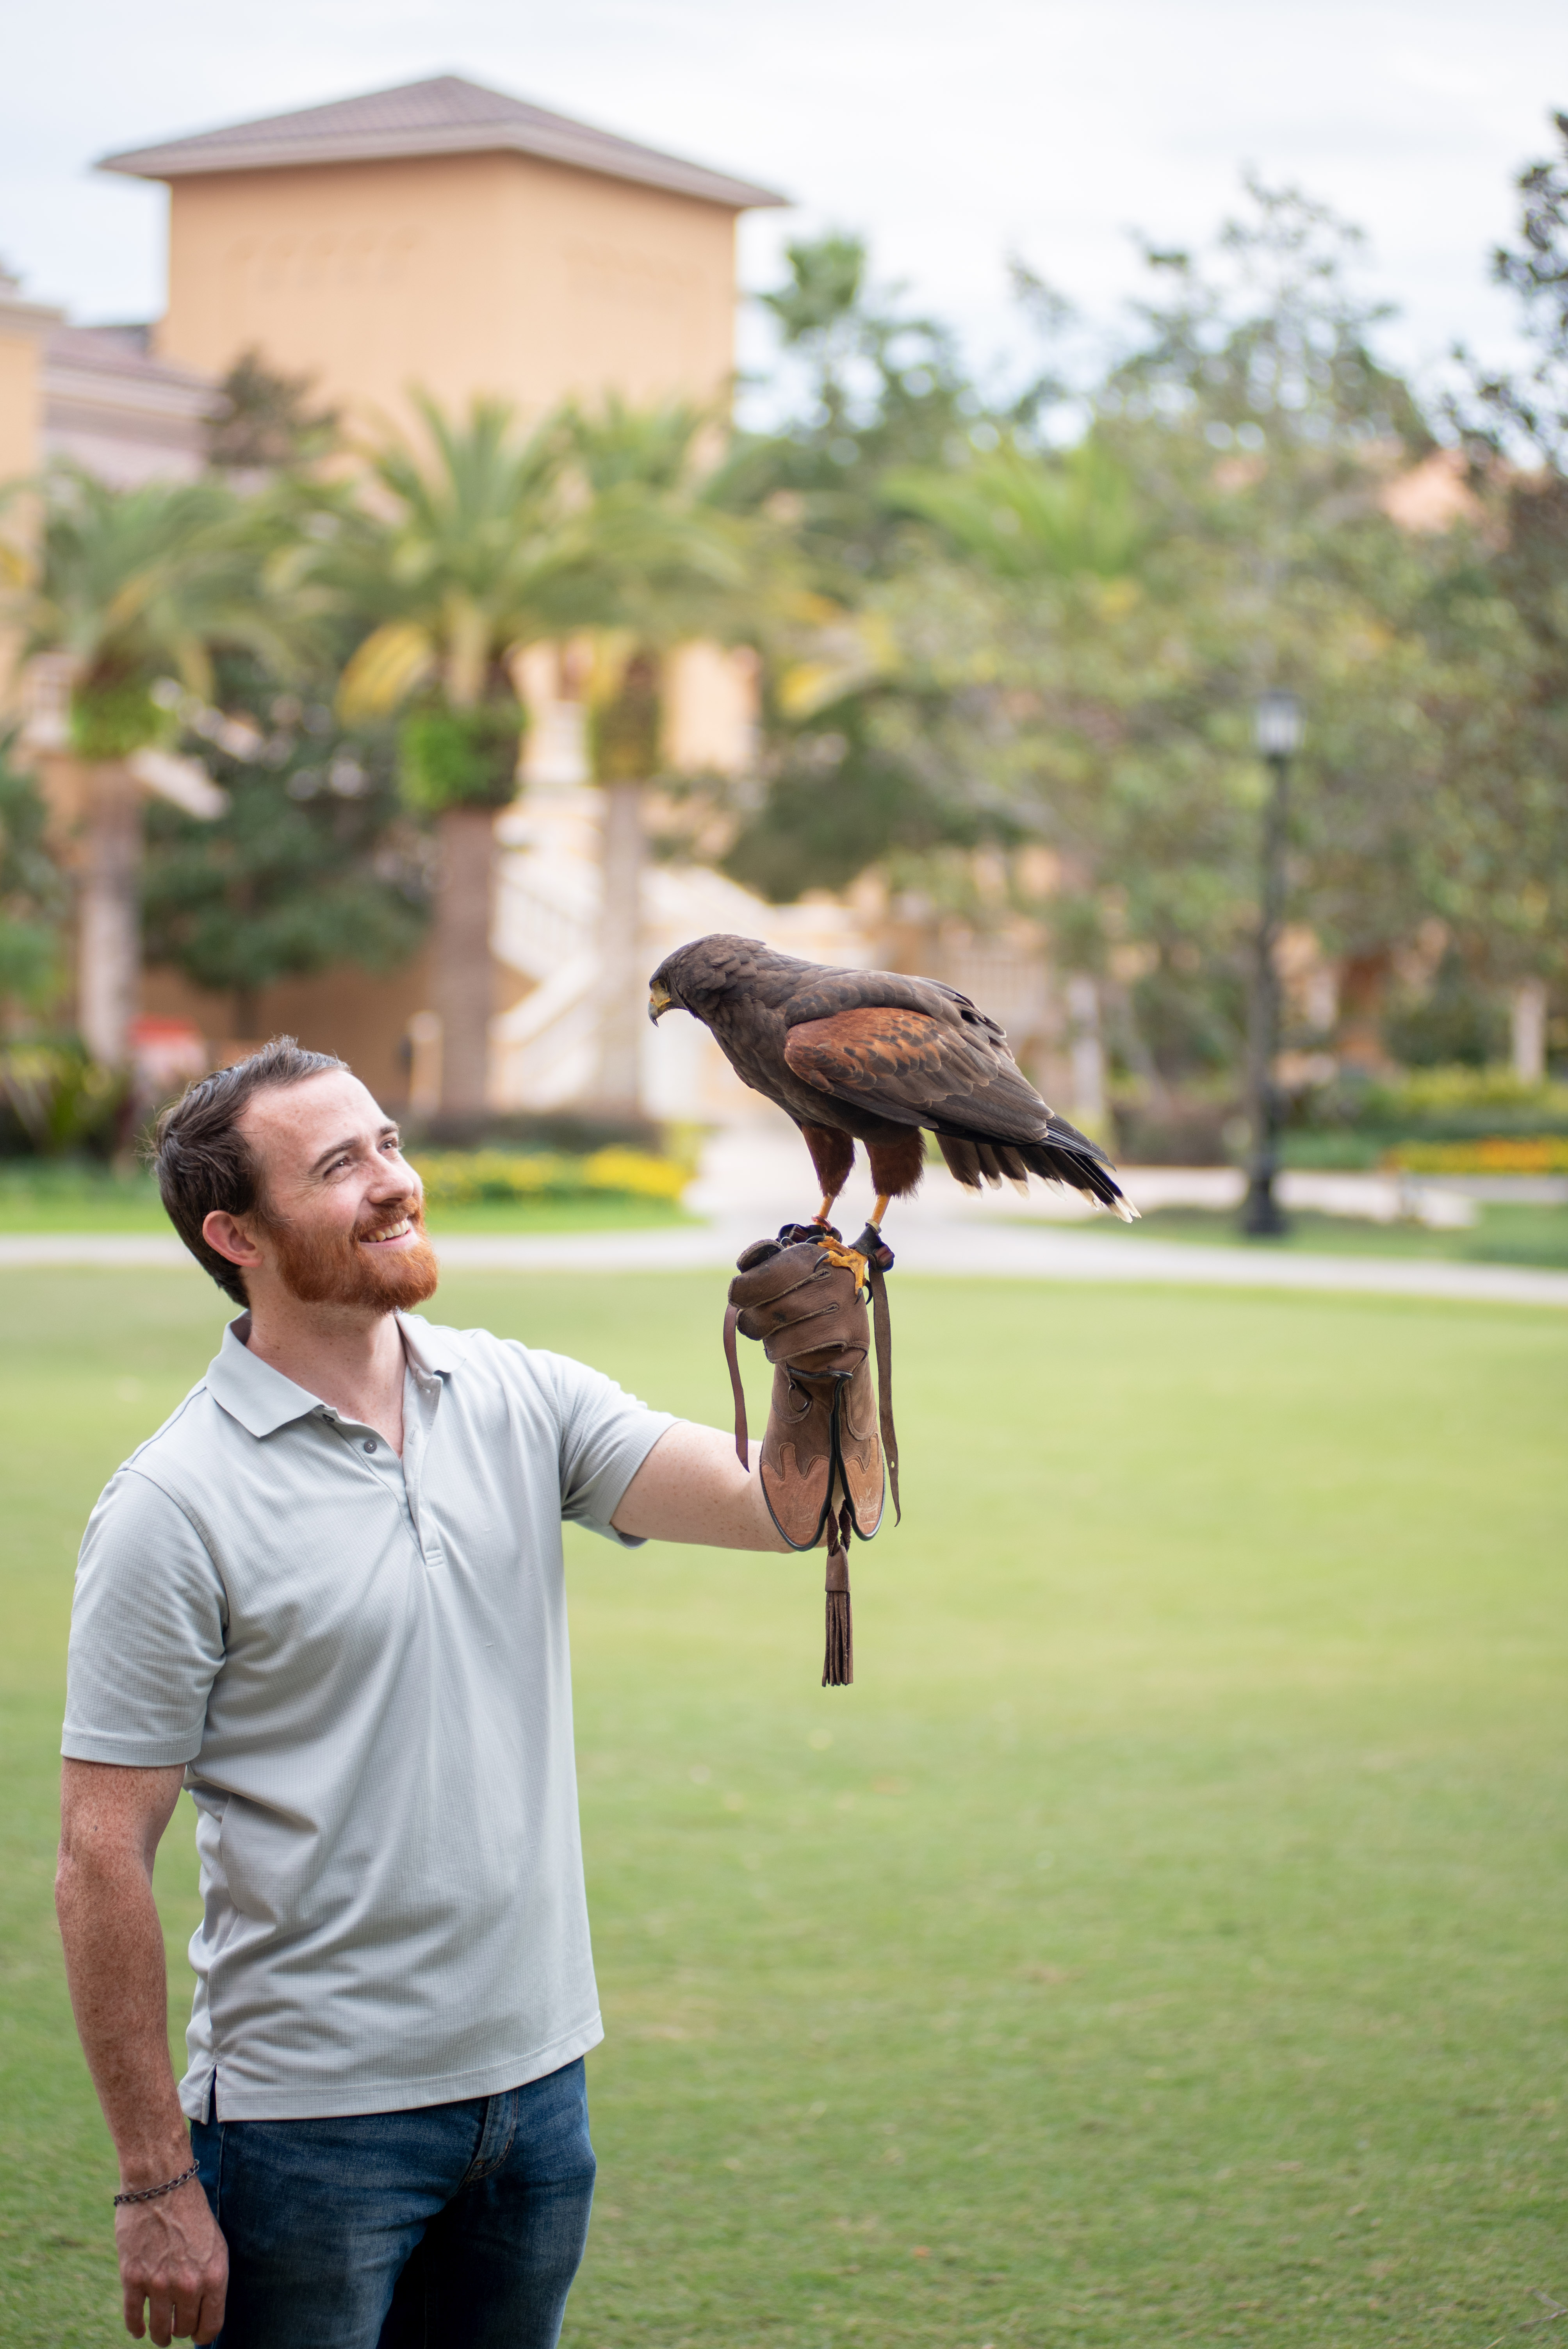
left=100, top=75, right=783, bottom=440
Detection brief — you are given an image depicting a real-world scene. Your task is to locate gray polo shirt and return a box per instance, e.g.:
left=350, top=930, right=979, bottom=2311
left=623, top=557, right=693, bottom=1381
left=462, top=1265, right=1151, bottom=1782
left=62, top=1310, right=674, bottom=2123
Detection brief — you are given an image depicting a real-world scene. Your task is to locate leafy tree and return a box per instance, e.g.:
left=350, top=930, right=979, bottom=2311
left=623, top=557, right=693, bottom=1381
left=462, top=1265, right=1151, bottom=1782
left=716, top=234, right=1026, bottom=901
left=723, top=693, right=984, bottom=903
left=745, top=183, right=1493, bottom=1115
left=1, top=466, right=312, bottom=1064
left=140, top=680, right=427, bottom=1040
left=206, top=349, right=342, bottom=476
left=718, top=232, right=994, bottom=586
left=1444, top=113, right=1568, bottom=1049
left=0, top=730, right=68, bottom=1017
left=1462, top=111, right=1568, bottom=467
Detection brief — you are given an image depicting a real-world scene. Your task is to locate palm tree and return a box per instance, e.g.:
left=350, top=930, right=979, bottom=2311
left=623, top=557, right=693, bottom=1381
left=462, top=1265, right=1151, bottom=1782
left=333, top=396, right=575, bottom=1119
left=4, top=467, right=301, bottom=1064
left=337, top=393, right=778, bottom=1123
left=552, top=398, right=774, bottom=1117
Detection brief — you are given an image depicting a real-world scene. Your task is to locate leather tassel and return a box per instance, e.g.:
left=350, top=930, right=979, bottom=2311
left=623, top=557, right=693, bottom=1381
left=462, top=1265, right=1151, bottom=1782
left=823, top=1533, right=853, bottom=1687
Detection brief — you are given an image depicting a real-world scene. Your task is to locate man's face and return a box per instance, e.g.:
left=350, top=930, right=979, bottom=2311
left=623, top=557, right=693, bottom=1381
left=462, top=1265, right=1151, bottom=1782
left=229, top=1071, right=439, bottom=1313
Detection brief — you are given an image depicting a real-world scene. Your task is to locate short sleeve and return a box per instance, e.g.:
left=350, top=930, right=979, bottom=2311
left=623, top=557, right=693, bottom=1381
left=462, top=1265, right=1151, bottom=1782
left=62, top=1466, right=227, bottom=1767
left=526, top=1349, right=676, bottom=1544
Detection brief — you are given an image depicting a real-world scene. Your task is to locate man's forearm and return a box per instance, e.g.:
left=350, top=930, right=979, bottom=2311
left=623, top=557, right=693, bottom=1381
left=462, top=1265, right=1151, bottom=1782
left=58, top=1763, right=230, bottom=2344
left=611, top=1422, right=790, bottom=1549
left=57, top=1773, right=192, bottom=2183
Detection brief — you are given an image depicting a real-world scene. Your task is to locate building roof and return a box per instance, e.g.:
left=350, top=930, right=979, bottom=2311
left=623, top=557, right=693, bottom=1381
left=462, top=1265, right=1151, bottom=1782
left=42, top=324, right=218, bottom=483
left=96, top=73, right=788, bottom=211
left=46, top=323, right=214, bottom=403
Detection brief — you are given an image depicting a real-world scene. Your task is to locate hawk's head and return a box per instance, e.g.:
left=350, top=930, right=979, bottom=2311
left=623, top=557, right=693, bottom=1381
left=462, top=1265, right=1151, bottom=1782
left=648, top=935, right=782, bottom=1026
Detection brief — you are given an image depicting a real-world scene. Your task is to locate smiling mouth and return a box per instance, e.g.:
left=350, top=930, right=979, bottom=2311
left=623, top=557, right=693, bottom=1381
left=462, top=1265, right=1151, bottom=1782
left=360, top=1217, right=415, bottom=1246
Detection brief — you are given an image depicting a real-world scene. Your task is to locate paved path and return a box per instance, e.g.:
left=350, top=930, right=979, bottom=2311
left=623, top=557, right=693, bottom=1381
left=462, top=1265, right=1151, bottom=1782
left=3, top=1224, right=1566, bottom=1307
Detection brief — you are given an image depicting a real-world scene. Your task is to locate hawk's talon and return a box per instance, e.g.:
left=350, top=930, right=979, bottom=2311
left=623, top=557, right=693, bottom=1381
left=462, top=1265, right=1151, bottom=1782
left=817, top=1239, right=870, bottom=1294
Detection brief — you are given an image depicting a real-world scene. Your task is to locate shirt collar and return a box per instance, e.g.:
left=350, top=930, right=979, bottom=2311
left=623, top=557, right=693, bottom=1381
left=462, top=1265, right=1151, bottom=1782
left=396, top=1312, right=468, bottom=1379
left=204, top=1310, right=470, bottom=1439
left=205, top=1315, right=325, bottom=1438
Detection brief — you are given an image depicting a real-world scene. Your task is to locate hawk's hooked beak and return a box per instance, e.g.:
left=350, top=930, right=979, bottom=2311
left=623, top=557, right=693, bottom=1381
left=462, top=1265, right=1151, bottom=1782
left=648, top=982, right=674, bottom=1026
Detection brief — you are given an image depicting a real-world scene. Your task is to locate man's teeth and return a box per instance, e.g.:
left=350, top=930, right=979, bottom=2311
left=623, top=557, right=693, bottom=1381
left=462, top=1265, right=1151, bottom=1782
left=364, top=1218, right=412, bottom=1243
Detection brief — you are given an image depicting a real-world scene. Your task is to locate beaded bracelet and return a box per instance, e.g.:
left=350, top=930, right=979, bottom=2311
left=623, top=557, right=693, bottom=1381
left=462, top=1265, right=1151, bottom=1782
left=113, top=2162, right=200, bottom=2208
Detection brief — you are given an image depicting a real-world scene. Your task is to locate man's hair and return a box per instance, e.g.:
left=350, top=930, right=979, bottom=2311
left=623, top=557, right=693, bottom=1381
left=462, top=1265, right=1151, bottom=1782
left=153, top=1036, right=348, bottom=1304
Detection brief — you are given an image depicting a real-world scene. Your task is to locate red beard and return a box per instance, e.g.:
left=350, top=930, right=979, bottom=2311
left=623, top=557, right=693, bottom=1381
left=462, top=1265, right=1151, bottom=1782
left=269, top=1194, right=440, bottom=1312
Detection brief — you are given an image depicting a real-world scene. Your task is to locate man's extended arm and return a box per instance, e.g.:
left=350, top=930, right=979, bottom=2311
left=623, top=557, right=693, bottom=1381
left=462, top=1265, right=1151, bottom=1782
left=612, top=1239, right=878, bottom=1551
left=57, top=1760, right=228, bottom=2346
left=611, top=1421, right=789, bottom=1548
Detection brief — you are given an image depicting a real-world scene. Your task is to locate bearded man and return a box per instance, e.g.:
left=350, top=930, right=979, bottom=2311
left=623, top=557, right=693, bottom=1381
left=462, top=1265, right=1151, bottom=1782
left=57, top=1038, right=873, bottom=2349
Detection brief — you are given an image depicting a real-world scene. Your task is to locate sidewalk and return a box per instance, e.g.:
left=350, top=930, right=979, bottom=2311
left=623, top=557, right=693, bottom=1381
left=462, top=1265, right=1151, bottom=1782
left=4, top=1221, right=1567, bottom=1308
left=4, top=1110, right=1564, bottom=1305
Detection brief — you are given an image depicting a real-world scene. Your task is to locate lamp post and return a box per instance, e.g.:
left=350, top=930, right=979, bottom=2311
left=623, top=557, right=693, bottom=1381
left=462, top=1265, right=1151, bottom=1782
left=1241, top=689, right=1302, bottom=1238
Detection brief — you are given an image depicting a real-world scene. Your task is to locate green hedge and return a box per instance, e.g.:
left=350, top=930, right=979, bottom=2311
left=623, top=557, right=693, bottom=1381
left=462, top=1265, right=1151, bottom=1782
left=409, top=1147, right=688, bottom=1207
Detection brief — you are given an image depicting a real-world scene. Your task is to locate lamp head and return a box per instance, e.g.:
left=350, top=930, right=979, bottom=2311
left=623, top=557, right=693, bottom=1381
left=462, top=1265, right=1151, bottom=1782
left=1255, top=690, right=1303, bottom=758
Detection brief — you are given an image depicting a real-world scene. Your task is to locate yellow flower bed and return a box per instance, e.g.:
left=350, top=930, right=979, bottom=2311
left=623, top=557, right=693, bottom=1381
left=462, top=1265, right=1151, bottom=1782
left=410, top=1148, right=688, bottom=1207
left=1388, top=1138, right=1568, bottom=1174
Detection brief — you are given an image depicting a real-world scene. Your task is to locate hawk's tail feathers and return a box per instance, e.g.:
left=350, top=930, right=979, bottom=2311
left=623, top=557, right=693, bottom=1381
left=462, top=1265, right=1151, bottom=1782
left=1019, top=1137, right=1140, bottom=1221
left=935, top=1126, right=1140, bottom=1219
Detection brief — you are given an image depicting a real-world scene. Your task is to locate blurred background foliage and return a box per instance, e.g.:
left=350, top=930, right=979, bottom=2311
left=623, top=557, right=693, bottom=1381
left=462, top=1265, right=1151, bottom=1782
left=2, top=124, right=1568, bottom=1150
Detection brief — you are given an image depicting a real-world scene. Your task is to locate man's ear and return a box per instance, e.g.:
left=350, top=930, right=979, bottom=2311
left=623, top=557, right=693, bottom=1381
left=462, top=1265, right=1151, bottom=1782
left=202, top=1210, right=265, bottom=1270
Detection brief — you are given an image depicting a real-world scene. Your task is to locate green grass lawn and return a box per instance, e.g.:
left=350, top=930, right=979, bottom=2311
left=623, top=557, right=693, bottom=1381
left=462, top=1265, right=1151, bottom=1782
left=1, top=1265, right=1564, bottom=2347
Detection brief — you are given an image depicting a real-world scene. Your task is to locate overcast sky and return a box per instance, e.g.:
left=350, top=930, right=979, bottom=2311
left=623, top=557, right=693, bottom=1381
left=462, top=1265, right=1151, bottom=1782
left=6, top=0, right=1568, bottom=412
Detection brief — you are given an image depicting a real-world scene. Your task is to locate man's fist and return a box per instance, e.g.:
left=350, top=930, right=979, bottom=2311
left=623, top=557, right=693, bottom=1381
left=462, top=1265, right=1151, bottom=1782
left=729, top=1237, right=882, bottom=1548
left=728, top=1238, right=870, bottom=1381
left=117, top=2176, right=228, bottom=2345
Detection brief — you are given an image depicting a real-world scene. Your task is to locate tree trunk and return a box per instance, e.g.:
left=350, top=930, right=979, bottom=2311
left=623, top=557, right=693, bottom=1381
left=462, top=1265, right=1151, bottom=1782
left=1511, top=978, right=1547, bottom=1083
left=1065, top=972, right=1106, bottom=1134
left=77, top=761, right=140, bottom=1067
left=431, top=805, right=496, bottom=1119
left=1336, top=950, right=1390, bottom=1073
left=595, top=779, right=645, bottom=1121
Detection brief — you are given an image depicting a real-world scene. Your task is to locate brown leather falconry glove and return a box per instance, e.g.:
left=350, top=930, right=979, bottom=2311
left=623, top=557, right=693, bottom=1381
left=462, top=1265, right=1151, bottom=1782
left=726, top=1237, right=885, bottom=1551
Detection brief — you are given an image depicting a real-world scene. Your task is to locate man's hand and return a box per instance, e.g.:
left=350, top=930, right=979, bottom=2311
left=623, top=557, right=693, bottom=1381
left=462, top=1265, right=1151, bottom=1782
left=728, top=1236, right=884, bottom=1547
left=57, top=1761, right=230, bottom=2342
left=117, top=2179, right=228, bottom=2345
left=611, top=1234, right=880, bottom=1552
left=727, top=1235, right=872, bottom=1379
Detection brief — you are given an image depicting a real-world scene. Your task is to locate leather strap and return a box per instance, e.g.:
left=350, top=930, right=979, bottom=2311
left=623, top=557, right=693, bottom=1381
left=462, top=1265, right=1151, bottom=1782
left=722, top=1302, right=748, bottom=1469
left=868, top=1258, right=900, bottom=1522
left=823, top=1508, right=853, bottom=1686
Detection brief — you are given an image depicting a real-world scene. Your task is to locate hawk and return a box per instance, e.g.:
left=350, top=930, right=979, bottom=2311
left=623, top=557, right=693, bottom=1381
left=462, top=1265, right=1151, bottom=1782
left=648, top=934, right=1137, bottom=1235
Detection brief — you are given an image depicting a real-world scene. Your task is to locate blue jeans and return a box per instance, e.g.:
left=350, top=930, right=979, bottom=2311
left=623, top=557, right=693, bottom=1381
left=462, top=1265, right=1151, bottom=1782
left=191, top=2058, right=596, bottom=2349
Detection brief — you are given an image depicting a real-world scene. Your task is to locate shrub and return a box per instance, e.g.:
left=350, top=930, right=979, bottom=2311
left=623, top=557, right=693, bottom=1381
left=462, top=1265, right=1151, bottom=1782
left=68, top=678, right=164, bottom=761
left=0, top=1044, right=130, bottom=1157
left=397, top=704, right=524, bottom=814
left=408, top=1147, right=687, bottom=1208
left=1376, top=1066, right=1568, bottom=1116
left=1389, top=1138, right=1568, bottom=1174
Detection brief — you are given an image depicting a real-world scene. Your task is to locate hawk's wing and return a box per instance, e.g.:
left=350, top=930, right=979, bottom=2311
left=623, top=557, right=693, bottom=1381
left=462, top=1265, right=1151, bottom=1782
left=782, top=965, right=1006, bottom=1043
left=781, top=1003, right=1132, bottom=1214
left=782, top=1003, right=1086, bottom=1150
